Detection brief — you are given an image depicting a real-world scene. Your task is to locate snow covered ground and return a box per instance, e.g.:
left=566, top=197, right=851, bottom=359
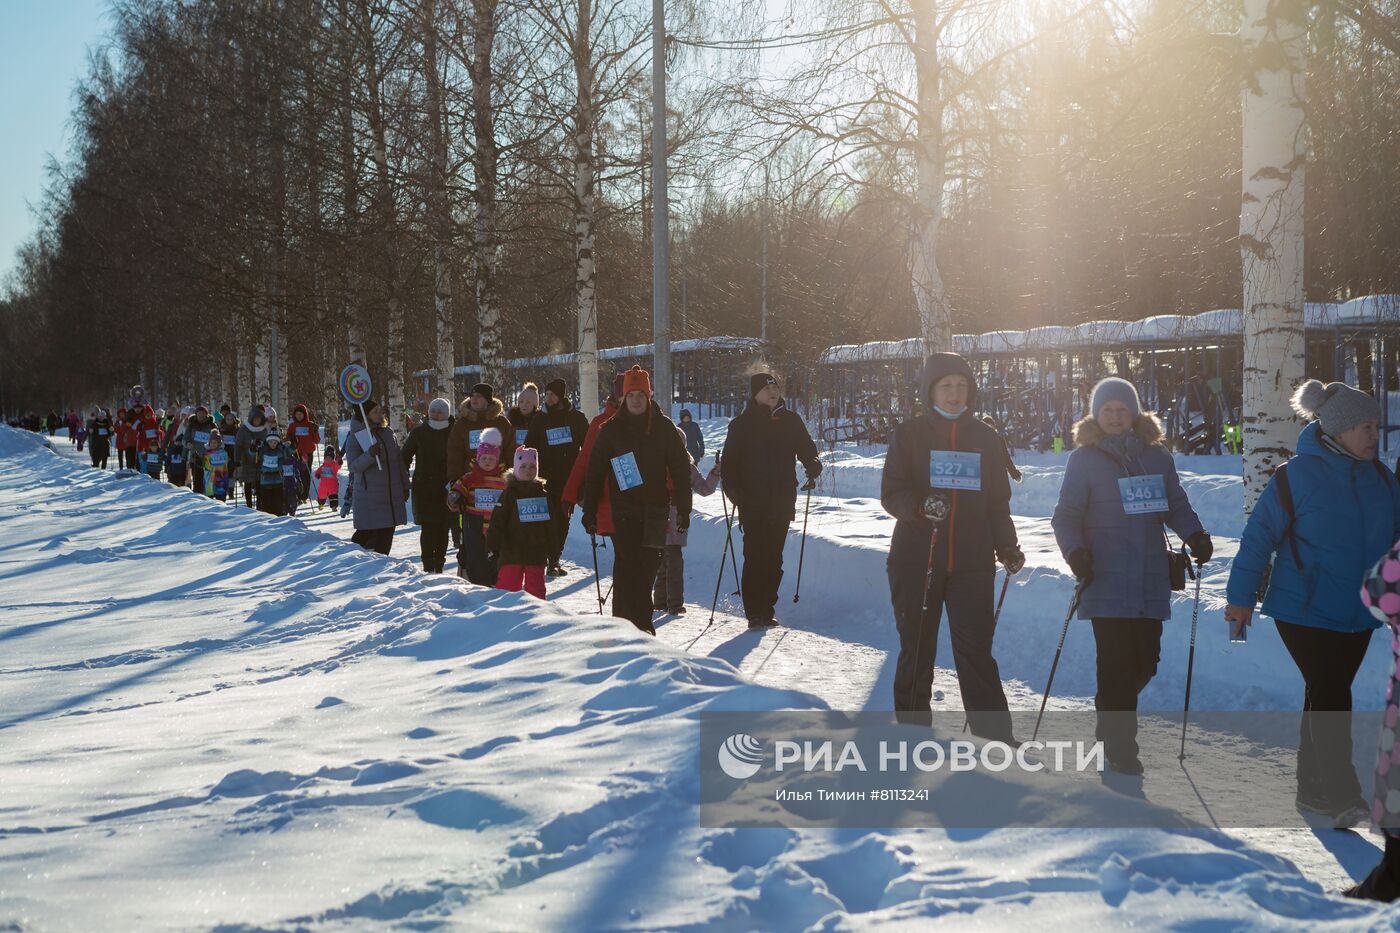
left=3, top=424, right=1398, bottom=928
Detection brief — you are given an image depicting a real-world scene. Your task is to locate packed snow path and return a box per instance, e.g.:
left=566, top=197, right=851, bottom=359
left=3, top=426, right=1396, bottom=928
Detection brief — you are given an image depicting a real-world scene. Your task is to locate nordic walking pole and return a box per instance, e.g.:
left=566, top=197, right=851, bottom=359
left=909, top=494, right=950, bottom=714
left=590, top=534, right=604, bottom=614
left=1179, top=557, right=1203, bottom=760
left=709, top=510, right=732, bottom=624
left=719, top=486, right=740, bottom=595
left=793, top=483, right=813, bottom=603
left=1032, top=581, right=1085, bottom=743
left=992, top=572, right=1012, bottom=626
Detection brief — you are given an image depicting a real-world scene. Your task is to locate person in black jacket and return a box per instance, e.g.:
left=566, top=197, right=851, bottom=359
left=679, top=409, right=704, bottom=463
left=881, top=352, right=1025, bottom=741
left=525, top=378, right=591, bottom=575
left=486, top=448, right=558, bottom=599
left=720, top=373, right=822, bottom=628
left=582, top=365, right=693, bottom=635
left=402, top=398, right=455, bottom=573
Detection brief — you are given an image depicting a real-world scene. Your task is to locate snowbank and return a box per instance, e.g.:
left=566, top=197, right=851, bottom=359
left=2, top=424, right=1395, bottom=927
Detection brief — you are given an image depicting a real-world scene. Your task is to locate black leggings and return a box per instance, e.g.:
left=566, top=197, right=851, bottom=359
left=352, top=528, right=396, bottom=555
left=243, top=482, right=257, bottom=508
left=1275, top=619, right=1372, bottom=806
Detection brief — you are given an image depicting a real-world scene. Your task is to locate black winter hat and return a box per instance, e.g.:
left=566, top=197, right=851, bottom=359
left=471, top=383, right=494, bottom=402
left=921, top=353, right=978, bottom=408
left=545, top=378, right=568, bottom=399
left=750, top=372, right=778, bottom=399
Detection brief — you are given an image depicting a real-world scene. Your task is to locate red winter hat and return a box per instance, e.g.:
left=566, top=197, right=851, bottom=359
left=622, top=365, right=652, bottom=398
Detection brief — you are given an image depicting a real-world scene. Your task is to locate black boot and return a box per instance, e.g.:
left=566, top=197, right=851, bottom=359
left=1345, top=835, right=1400, bottom=901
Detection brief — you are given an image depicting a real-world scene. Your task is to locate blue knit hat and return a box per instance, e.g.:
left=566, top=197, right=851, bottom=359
left=1090, top=377, right=1141, bottom=420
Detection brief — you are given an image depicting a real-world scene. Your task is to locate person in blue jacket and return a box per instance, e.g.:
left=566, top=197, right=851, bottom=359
left=1052, top=377, right=1210, bottom=775
left=1226, top=379, right=1400, bottom=826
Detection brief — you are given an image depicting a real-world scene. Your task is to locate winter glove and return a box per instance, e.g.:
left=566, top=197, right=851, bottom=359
left=997, top=545, right=1025, bottom=575
left=582, top=512, right=598, bottom=536
left=921, top=492, right=951, bottom=524
left=564, top=502, right=575, bottom=519
left=447, top=488, right=464, bottom=510
left=801, top=476, right=817, bottom=492
left=1067, top=548, right=1093, bottom=587
left=677, top=513, right=691, bottom=534
left=1186, top=531, right=1213, bottom=566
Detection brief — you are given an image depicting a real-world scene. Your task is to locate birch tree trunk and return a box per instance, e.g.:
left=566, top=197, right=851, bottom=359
left=1239, top=0, right=1307, bottom=512
left=573, top=0, right=600, bottom=417
left=253, top=322, right=271, bottom=405
left=361, top=1, right=406, bottom=434
left=909, top=0, right=952, bottom=355
left=471, top=0, right=504, bottom=388
left=423, top=0, right=456, bottom=401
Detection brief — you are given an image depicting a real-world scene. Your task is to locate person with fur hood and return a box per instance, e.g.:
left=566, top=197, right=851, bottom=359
left=1227, top=379, right=1400, bottom=826
left=446, top=382, right=515, bottom=488
left=235, top=405, right=271, bottom=508
left=1052, top=376, right=1209, bottom=776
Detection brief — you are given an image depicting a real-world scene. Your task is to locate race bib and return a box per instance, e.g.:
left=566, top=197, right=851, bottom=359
left=194, top=431, right=210, bottom=444
left=209, top=451, right=228, bottom=467
left=515, top=429, right=528, bottom=446
left=474, top=487, right=502, bottom=511
left=145, top=428, right=157, bottom=438
left=469, top=429, right=482, bottom=449
left=295, top=426, right=309, bottom=436
left=546, top=426, right=572, bottom=446
left=147, top=452, right=162, bottom=464
left=97, top=428, right=108, bottom=436
left=320, top=467, right=335, bottom=478
left=516, top=497, right=551, bottom=523
left=611, top=452, right=643, bottom=491
left=1118, top=475, right=1168, bottom=514
left=282, top=464, right=296, bottom=477
left=263, top=454, right=280, bottom=469
left=169, top=454, right=183, bottom=465
left=929, top=450, right=982, bottom=491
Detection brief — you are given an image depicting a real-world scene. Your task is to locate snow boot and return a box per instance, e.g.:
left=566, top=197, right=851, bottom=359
left=1346, top=836, right=1400, bottom=902
left=747, top=616, right=779, bottom=630
left=1106, top=752, right=1144, bottom=776
left=1334, top=800, right=1372, bottom=830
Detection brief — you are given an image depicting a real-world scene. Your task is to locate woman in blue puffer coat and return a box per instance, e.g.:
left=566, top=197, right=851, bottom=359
left=1227, top=380, right=1400, bottom=827
left=1052, top=377, right=1210, bottom=775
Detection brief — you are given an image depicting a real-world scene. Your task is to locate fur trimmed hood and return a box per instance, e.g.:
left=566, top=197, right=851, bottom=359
left=458, top=396, right=505, bottom=422
left=1073, top=412, right=1165, bottom=449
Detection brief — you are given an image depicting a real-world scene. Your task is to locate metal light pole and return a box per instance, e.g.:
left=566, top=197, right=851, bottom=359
left=651, top=0, right=672, bottom=412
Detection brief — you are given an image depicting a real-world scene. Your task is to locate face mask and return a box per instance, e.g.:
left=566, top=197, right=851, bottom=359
left=934, top=404, right=966, bottom=420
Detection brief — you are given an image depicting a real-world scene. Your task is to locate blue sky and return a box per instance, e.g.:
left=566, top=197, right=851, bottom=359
left=0, top=0, right=112, bottom=285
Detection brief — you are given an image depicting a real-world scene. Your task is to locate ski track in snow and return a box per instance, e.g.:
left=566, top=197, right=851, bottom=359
left=0, top=425, right=1394, bottom=929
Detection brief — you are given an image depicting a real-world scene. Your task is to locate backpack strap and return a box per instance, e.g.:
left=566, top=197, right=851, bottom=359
left=1273, top=463, right=1303, bottom=571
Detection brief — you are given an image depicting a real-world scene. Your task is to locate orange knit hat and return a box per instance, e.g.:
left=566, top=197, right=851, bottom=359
left=621, top=365, right=652, bottom=398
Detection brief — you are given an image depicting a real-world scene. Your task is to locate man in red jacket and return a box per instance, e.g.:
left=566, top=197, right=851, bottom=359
left=562, top=373, right=625, bottom=538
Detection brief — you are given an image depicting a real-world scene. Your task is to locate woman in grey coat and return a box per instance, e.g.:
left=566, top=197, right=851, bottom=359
left=1051, top=377, right=1211, bottom=775
left=234, top=405, right=270, bottom=508
left=345, top=399, right=410, bottom=555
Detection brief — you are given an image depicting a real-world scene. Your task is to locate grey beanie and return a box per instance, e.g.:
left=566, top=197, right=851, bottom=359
left=1291, top=379, right=1379, bottom=437
left=1090, top=377, right=1142, bottom=420
left=427, top=397, right=452, bottom=420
